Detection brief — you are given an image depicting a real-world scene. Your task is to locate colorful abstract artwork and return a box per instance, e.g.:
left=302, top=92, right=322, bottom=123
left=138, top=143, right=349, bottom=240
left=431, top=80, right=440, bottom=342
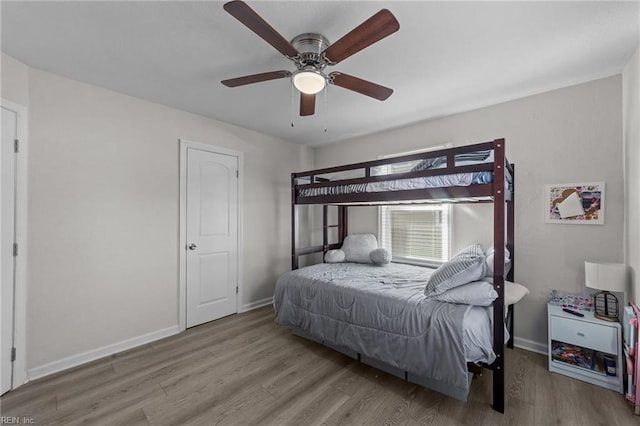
left=545, top=182, right=604, bottom=225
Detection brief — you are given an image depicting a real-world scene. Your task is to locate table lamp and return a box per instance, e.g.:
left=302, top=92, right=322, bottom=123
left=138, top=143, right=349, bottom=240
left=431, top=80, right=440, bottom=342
left=585, top=261, right=628, bottom=321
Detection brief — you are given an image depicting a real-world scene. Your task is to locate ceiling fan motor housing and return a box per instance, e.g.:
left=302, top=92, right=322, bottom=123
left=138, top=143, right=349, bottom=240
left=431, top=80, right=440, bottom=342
left=291, top=33, right=331, bottom=71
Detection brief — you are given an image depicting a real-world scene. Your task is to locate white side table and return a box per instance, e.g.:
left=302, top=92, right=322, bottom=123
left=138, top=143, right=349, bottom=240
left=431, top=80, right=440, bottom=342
left=547, top=303, right=623, bottom=393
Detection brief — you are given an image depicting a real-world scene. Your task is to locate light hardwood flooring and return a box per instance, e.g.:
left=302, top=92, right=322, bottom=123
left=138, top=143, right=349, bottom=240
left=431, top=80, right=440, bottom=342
left=1, top=306, right=638, bottom=425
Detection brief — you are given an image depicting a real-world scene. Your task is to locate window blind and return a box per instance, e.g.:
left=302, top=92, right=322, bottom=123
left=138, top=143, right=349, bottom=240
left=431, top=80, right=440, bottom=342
left=380, top=205, right=450, bottom=265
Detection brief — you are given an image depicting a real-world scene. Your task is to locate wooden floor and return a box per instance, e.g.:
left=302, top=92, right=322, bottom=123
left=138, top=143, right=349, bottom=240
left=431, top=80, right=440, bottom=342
left=1, top=306, right=638, bottom=425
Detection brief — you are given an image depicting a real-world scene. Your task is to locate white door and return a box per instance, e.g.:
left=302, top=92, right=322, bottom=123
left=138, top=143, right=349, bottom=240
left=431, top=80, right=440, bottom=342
left=1, top=106, right=17, bottom=394
left=186, top=148, right=238, bottom=327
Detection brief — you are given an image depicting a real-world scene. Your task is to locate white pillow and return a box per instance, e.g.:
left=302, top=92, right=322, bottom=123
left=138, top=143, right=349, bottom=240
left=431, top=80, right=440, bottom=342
left=428, top=281, right=528, bottom=306
left=342, top=234, right=378, bottom=264
left=505, top=281, right=529, bottom=305
left=324, top=249, right=345, bottom=263
left=424, top=256, right=487, bottom=297
left=428, top=281, right=497, bottom=306
left=370, top=248, right=391, bottom=265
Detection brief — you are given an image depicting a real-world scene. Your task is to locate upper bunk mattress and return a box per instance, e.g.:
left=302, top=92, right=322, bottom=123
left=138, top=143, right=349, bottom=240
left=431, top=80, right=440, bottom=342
left=298, top=172, right=493, bottom=197
left=273, top=262, right=496, bottom=399
left=297, top=149, right=496, bottom=198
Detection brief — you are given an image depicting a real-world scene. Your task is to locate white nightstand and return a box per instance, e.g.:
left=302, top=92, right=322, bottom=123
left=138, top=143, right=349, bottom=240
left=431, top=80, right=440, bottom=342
left=547, top=303, right=623, bottom=393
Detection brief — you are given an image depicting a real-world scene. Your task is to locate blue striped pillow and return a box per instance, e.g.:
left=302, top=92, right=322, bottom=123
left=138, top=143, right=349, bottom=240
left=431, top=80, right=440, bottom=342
left=453, top=243, right=484, bottom=259
left=424, top=256, right=487, bottom=297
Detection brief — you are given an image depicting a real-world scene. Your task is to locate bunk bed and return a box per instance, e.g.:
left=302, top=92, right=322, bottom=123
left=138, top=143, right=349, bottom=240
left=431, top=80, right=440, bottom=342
left=274, top=138, right=515, bottom=413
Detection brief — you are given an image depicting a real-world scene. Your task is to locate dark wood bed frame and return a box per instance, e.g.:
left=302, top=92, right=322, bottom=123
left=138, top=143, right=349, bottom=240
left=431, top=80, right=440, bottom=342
left=289, top=138, right=515, bottom=413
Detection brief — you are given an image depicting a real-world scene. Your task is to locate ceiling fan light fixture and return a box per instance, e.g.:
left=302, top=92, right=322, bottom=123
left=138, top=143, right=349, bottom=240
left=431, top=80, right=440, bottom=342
left=292, top=69, right=326, bottom=94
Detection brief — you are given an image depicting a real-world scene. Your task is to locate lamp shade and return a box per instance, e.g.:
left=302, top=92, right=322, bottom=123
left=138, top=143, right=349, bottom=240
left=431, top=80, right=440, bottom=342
left=584, top=261, right=628, bottom=292
left=292, top=70, right=326, bottom=94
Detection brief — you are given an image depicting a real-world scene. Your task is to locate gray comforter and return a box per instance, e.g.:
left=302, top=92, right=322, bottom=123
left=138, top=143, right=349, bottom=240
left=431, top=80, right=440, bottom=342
left=273, top=262, right=495, bottom=400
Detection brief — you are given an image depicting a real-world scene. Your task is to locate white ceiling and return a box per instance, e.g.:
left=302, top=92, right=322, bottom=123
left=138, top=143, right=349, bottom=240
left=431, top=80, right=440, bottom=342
left=2, top=1, right=639, bottom=146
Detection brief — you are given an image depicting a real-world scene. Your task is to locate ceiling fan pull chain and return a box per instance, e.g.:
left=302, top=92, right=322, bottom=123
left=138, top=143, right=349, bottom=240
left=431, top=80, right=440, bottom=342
left=323, top=85, right=328, bottom=133
left=290, top=81, right=295, bottom=128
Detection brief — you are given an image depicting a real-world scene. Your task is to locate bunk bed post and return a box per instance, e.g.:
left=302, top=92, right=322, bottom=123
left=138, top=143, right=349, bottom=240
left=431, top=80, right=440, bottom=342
left=506, top=163, right=515, bottom=281
left=322, top=205, right=329, bottom=252
left=291, top=173, right=298, bottom=270
left=492, top=138, right=506, bottom=413
left=338, top=205, right=348, bottom=244
left=507, top=163, right=515, bottom=349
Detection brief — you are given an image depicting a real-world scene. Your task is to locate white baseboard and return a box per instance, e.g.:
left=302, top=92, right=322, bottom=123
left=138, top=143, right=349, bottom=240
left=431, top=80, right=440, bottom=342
left=26, top=298, right=273, bottom=382
left=513, top=336, right=548, bottom=355
left=26, top=325, right=180, bottom=382
left=240, top=297, right=273, bottom=313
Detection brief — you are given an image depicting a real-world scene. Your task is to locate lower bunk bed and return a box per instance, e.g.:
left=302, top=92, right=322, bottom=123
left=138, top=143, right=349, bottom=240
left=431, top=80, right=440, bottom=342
left=282, top=139, right=516, bottom=412
left=273, top=261, right=525, bottom=403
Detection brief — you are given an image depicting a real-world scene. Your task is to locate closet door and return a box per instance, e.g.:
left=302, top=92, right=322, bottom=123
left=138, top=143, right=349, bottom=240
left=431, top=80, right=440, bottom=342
left=185, top=148, right=238, bottom=327
left=1, top=105, right=17, bottom=394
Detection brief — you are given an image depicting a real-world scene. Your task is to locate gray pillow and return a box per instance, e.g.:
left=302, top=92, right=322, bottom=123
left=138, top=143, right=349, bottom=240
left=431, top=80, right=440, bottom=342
left=485, top=245, right=511, bottom=259
left=484, top=245, right=512, bottom=281
left=424, top=256, right=487, bottom=297
left=342, top=234, right=378, bottom=264
left=324, top=249, right=345, bottom=263
left=370, top=248, right=391, bottom=265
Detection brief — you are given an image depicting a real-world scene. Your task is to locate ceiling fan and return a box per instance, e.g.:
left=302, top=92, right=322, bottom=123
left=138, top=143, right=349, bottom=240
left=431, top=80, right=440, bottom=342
left=221, top=0, right=400, bottom=116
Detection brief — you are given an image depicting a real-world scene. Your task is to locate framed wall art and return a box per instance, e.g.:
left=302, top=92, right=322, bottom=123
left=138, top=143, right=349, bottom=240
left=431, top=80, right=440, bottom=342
left=545, top=182, right=604, bottom=225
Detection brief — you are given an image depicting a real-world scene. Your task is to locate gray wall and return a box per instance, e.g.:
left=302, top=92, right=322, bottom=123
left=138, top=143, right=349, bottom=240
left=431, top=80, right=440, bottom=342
left=624, top=46, right=640, bottom=304
left=314, top=76, right=624, bottom=351
left=2, top=53, right=313, bottom=373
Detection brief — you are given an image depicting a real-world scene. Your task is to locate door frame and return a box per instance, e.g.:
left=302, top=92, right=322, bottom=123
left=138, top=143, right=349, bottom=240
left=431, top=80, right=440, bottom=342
left=1, top=98, right=28, bottom=390
left=178, top=139, right=244, bottom=331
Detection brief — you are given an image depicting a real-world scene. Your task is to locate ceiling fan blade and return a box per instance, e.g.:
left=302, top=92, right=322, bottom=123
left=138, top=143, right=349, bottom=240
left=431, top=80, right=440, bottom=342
left=329, top=72, right=393, bottom=101
left=322, top=9, right=399, bottom=64
left=223, top=0, right=299, bottom=58
left=221, top=70, right=291, bottom=87
left=300, top=93, right=316, bottom=116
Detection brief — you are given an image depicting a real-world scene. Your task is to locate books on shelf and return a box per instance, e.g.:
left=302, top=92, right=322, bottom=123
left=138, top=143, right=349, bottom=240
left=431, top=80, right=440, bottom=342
left=551, top=341, right=606, bottom=374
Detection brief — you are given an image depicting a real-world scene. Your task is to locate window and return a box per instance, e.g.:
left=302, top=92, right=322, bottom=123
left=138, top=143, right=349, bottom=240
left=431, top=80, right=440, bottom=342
left=379, top=204, right=451, bottom=266
left=378, top=145, right=452, bottom=266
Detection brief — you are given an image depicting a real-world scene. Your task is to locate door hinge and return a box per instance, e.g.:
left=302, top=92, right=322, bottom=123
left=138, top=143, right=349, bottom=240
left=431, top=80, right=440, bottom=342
left=236, top=170, right=239, bottom=178
left=14, top=139, right=19, bottom=153
left=236, top=286, right=239, bottom=294
left=11, top=347, right=16, bottom=362
left=13, top=243, right=18, bottom=257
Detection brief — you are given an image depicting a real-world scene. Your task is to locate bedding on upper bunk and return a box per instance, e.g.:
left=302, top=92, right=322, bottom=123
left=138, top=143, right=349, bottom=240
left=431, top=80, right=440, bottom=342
left=273, top=262, right=496, bottom=400
left=298, top=150, right=495, bottom=198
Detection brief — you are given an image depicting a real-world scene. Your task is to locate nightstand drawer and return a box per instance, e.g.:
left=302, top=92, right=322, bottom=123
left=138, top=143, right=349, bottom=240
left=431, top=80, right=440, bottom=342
left=550, top=315, right=618, bottom=355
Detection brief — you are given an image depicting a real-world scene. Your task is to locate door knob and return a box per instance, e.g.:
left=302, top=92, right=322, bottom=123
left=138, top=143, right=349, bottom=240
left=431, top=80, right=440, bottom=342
left=188, top=243, right=197, bottom=251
